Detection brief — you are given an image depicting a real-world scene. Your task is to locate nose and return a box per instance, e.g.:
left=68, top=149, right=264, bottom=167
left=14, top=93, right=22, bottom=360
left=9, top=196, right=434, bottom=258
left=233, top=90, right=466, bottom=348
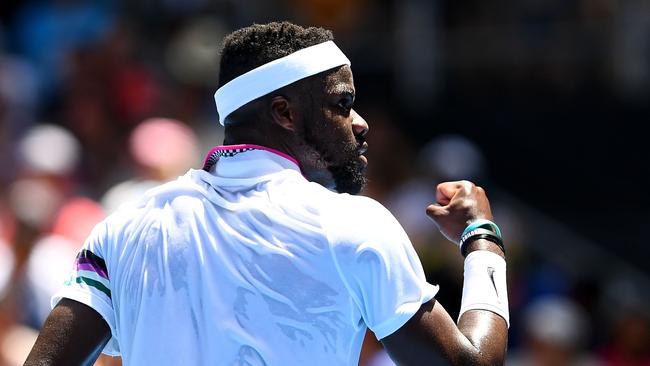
left=351, top=110, right=369, bottom=138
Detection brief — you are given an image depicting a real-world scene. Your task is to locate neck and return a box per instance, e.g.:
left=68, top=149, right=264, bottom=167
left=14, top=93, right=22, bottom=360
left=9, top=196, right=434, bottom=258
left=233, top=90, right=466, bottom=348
left=223, top=124, right=336, bottom=190
left=224, top=121, right=306, bottom=171
left=224, top=124, right=291, bottom=156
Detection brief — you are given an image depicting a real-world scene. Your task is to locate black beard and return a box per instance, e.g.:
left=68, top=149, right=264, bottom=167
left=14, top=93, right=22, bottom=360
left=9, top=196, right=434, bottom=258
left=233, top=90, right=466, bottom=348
left=302, top=123, right=367, bottom=195
left=327, top=152, right=367, bottom=195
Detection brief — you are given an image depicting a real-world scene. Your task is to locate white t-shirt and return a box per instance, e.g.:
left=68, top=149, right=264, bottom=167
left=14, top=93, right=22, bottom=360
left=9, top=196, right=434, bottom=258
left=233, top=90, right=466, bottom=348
left=52, top=145, right=438, bottom=365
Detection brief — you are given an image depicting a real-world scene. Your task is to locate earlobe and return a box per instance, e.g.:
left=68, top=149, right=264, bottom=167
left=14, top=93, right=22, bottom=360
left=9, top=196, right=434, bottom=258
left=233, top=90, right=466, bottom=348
left=270, top=96, right=295, bottom=131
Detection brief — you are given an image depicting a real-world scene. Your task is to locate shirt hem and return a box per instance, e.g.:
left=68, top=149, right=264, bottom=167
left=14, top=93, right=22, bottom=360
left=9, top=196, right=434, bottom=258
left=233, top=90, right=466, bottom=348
left=372, top=283, right=439, bottom=340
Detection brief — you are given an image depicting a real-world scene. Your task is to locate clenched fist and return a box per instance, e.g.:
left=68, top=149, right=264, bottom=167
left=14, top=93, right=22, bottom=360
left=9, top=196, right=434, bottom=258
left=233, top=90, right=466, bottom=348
left=425, top=180, right=493, bottom=244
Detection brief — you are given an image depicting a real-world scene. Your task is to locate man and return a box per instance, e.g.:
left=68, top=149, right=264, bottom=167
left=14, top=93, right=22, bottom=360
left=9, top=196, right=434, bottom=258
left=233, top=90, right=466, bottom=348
left=25, top=22, right=508, bottom=365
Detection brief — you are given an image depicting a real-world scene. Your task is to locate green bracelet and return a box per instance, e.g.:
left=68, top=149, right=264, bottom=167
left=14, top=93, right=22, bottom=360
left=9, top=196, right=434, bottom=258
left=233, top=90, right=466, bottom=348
left=461, top=219, right=502, bottom=238
left=459, top=228, right=505, bottom=257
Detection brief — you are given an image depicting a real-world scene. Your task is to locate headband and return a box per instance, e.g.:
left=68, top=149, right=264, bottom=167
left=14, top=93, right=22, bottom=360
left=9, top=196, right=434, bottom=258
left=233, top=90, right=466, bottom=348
left=214, top=41, right=351, bottom=125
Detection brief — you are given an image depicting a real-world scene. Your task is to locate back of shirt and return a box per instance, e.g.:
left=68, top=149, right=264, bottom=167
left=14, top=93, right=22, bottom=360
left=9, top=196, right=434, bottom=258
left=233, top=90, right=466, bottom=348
left=52, top=148, right=437, bottom=365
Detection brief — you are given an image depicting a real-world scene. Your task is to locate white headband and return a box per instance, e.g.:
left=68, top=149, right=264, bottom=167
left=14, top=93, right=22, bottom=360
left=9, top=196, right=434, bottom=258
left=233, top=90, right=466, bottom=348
left=214, top=41, right=351, bottom=125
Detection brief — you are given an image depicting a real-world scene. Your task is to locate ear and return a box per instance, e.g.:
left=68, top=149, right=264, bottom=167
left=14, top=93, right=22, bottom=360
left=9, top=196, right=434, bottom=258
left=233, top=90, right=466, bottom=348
left=270, top=96, right=296, bottom=131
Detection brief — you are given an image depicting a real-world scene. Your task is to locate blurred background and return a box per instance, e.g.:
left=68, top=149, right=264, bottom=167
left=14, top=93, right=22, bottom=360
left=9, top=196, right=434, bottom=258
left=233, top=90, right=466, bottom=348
left=0, top=0, right=649, bottom=365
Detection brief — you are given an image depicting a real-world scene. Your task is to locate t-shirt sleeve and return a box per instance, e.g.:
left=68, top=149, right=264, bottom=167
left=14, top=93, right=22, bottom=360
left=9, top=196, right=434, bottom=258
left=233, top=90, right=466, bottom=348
left=329, top=197, right=439, bottom=340
left=51, top=220, right=120, bottom=356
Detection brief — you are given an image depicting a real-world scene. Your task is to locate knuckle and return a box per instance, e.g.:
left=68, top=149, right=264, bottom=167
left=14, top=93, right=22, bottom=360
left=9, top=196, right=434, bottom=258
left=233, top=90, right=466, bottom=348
left=461, top=200, right=475, bottom=210
left=461, top=179, right=475, bottom=187
left=453, top=198, right=475, bottom=211
left=460, top=180, right=475, bottom=192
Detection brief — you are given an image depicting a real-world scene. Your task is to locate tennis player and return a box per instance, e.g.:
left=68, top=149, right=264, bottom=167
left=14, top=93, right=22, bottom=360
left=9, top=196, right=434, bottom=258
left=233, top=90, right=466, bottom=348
left=25, top=22, right=508, bottom=365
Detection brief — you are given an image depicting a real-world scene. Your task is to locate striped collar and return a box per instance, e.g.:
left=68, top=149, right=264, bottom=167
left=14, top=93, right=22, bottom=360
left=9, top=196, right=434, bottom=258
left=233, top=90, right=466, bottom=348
left=202, top=144, right=302, bottom=178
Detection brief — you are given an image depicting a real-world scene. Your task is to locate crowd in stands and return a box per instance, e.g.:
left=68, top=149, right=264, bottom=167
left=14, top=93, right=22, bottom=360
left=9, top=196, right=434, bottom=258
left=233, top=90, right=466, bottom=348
left=1, top=1, right=649, bottom=365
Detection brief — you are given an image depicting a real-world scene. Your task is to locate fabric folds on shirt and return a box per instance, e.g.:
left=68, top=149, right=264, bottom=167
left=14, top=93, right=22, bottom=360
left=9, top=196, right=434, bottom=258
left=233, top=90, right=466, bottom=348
left=52, top=145, right=438, bottom=365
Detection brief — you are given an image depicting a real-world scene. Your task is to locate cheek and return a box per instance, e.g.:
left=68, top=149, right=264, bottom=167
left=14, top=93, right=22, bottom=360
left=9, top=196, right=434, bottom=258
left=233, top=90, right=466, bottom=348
left=308, top=108, right=357, bottom=154
left=334, top=118, right=357, bottom=146
left=321, top=109, right=353, bottom=138
left=321, top=120, right=351, bottom=146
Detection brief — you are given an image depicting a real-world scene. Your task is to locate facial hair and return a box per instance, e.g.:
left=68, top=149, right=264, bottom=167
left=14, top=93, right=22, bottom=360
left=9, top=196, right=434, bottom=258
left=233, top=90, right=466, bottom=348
left=301, top=121, right=367, bottom=195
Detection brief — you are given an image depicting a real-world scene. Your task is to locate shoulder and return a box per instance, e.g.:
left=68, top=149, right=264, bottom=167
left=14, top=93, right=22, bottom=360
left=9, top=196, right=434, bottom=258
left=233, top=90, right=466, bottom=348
left=336, top=193, right=400, bottom=226
left=266, top=176, right=403, bottom=244
left=102, top=171, right=208, bottom=235
left=139, top=170, right=209, bottom=205
left=339, top=194, right=396, bottom=226
left=316, top=191, right=409, bottom=247
left=294, top=180, right=393, bottom=220
left=293, top=179, right=387, bottom=213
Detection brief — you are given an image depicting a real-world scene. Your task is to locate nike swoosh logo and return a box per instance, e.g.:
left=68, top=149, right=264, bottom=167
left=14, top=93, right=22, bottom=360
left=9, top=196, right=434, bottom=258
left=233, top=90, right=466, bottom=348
left=487, top=267, right=500, bottom=302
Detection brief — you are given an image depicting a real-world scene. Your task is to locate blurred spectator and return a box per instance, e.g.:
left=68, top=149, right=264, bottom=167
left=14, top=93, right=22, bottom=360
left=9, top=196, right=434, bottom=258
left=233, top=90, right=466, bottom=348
left=11, top=0, right=114, bottom=103
left=382, top=134, right=488, bottom=309
left=418, top=134, right=485, bottom=183
left=23, top=197, right=105, bottom=326
left=1, top=324, right=38, bottom=366
left=285, top=0, right=368, bottom=31
left=8, top=178, right=64, bottom=234
left=0, top=33, right=39, bottom=187
left=102, top=23, right=162, bottom=124
left=611, top=0, right=650, bottom=98
left=0, top=50, right=39, bottom=134
left=0, top=238, right=13, bottom=302
left=358, top=330, right=393, bottom=366
left=0, top=2, right=649, bottom=365
left=394, top=0, right=440, bottom=110
left=508, top=295, right=601, bottom=366
left=361, top=108, right=416, bottom=201
left=598, top=311, right=650, bottom=366
left=18, top=124, right=80, bottom=177
left=101, top=117, right=199, bottom=213
left=164, top=16, right=225, bottom=88
left=383, top=134, right=486, bottom=248
left=9, top=124, right=82, bottom=232
left=1, top=123, right=84, bottom=366
left=596, top=276, right=650, bottom=366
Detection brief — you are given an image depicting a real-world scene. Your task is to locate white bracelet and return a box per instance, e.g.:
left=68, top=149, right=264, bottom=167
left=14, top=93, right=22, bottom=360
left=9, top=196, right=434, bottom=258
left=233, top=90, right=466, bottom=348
left=459, top=250, right=509, bottom=327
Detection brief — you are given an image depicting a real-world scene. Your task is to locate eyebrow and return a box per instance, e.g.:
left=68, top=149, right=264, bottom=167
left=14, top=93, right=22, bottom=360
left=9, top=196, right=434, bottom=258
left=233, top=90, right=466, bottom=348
left=328, top=85, right=355, bottom=97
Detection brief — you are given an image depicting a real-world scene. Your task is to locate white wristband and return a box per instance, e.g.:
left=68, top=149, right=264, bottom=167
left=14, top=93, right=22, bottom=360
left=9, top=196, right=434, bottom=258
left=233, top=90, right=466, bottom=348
left=459, top=250, right=509, bottom=327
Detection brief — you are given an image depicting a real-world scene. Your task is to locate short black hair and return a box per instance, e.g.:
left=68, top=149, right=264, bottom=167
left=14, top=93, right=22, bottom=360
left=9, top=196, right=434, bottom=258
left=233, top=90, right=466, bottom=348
left=218, top=21, right=334, bottom=88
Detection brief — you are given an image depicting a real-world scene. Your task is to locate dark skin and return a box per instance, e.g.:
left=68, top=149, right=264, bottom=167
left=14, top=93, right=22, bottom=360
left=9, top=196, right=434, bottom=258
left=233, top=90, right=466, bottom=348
left=25, top=66, right=507, bottom=365
left=24, top=298, right=110, bottom=366
left=382, top=180, right=508, bottom=365
left=225, top=65, right=369, bottom=193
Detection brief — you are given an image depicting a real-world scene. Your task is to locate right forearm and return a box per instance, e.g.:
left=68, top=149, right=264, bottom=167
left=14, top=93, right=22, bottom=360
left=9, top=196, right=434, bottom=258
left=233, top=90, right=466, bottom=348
left=456, top=238, right=509, bottom=365
left=382, top=299, right=507, bottom=366
left=384, top=181, right=509, bottom=365
left=457, top=310, right=508, bottom=365
left=464, top=238, right=505, bottom=259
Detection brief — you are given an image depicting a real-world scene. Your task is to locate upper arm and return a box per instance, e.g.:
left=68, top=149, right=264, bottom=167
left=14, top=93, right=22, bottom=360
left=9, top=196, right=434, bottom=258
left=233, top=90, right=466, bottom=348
left=49, top=219, right=121, bottom=355
left=381, top=298, right=508, bottom=366
left=24, top=298, right=111, bottom=366
left=329, top=197, right=438, bottom=339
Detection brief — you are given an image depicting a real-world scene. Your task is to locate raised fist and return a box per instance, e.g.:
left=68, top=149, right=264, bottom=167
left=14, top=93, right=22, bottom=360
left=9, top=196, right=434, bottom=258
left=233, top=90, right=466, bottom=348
left=425, top=180, right=493, bottom=244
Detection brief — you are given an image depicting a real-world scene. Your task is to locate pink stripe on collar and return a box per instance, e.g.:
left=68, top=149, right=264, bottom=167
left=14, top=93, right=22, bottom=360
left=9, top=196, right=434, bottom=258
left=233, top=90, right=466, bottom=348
left=202, top=144, right=301, bottom=170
